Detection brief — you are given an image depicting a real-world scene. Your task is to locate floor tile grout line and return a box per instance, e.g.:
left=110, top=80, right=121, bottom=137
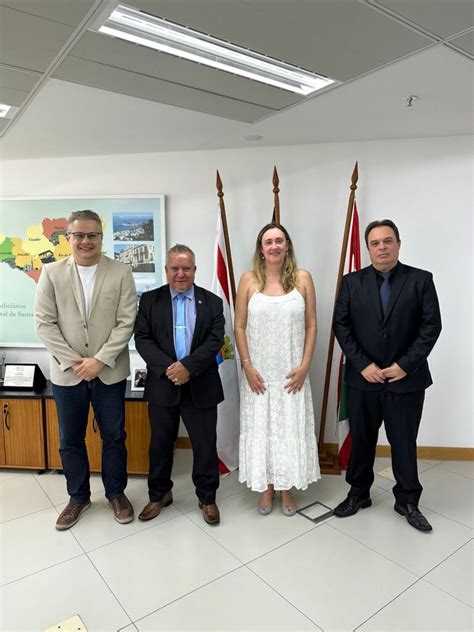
left=1, top=551, right=86, bottom=588
left=0, top=470, right=38, bottom=484
left=328, top=516, right=473, bottom=583
left=416, top=502, right=473, bottom=529
left=245, top=564, right=324, bottom=631
left=130, top=565, right=246, bottom=627
left=73, top=508, right=185, bottom=555
left=353, top=575, right=424, bottom=631
left=180, top=510, right=247, bottom=564
left=179, top=504, right=332, bottom=568
left=435, top=466, right=474, bottom=481
left=83, top=550, right=136, bottom=627
left=230, top=516, right=327, bottom=566
left=118, top=624, right=138, bottom=632
left=0, top=503, right=59, bottom=525
left=415, top=536, right=474, bottom=609
left=326, top=520, right=428, bottom=578
left=354, top=552, right=474, bottom=632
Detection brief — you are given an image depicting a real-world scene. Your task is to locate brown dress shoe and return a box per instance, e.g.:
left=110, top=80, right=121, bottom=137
left=108, top=493, right=134, bottom=524
left=139, top=491, right=173, bottom=521
left=56, top=500, right=91, bottom=530
left=199, top=502, right=220, bottom=525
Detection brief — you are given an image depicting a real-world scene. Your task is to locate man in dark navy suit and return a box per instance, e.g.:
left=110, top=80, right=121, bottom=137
left=333, top=219, right=441, bottom=531
left=135, top=244, right=224, bottom=525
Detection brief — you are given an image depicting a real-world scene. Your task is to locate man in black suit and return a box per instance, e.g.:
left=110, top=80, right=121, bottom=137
left=135, top=244, right=224, bottom=525
left=333, top=219, right=441, bottom=531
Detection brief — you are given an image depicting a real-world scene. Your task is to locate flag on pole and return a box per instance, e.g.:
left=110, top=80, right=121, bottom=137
left=211, top=210, right=240, bottom=472
left=337, top=201, right=361, bottom=470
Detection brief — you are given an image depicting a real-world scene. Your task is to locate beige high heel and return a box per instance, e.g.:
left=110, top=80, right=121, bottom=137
left=281, top=491, right=297, bottom=517
left=258, top=488, right=275, bottom=515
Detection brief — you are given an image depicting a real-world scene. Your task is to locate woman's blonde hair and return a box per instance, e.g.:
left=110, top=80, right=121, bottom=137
left=252, top=223, right=298, bottom=293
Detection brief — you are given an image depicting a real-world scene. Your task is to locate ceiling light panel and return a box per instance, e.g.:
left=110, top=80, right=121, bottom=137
left=92, top=3, right=335, bottom=95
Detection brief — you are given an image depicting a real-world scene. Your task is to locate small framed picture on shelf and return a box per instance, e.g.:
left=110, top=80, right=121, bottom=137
left=131, top=367, right=147, bottom=391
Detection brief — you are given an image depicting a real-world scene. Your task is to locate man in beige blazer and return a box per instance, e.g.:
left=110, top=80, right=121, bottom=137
left=35, top=210, right=137, bottom=530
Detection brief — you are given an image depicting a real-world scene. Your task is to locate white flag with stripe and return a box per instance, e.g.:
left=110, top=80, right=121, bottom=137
left=211, top=210, right=240, bottom=472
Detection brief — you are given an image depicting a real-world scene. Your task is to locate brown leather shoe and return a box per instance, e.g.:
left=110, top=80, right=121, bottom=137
left=108, top=493, right=134, bottom=524
left=199, top=502, right=220, bottom=525
left=56, top=500, right=91, bottom=530
left=138, top=491, right=173, bottom=521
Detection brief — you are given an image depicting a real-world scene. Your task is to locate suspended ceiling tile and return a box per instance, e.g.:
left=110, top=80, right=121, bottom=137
left=0, top=6, right=75, bottom=69
left=0, top=87, right=29, bottom=106
left=0, top=6, right=75, bottom=52
left=134, top=0, right=433, bottom=80
left=378, top=0, right=474, bottom=38
left=448, top=31, right=474, bottom=56
left=0, top=67, right=40, bottom=92
left=0, top=0, right=97, bottom=26
left=0, top=119, right=9, bottom=133
left=68, top=32, right=303, bottom=110
left=53, top=57, right=275, bottom=122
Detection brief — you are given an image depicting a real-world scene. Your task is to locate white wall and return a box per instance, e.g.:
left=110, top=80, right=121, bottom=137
left=1, top=135, right=472, bottom=448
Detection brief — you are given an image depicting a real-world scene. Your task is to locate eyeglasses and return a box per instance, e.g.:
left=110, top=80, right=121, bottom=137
left=68, top=232, right=103, bottom=241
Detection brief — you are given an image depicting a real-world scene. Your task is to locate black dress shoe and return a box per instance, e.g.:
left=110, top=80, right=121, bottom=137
left=394, top=503, right=432, bottom=532
left=333, top=496, right=372, bottom=517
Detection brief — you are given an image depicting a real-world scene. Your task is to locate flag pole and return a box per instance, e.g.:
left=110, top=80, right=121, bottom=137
left=272, top=166, right=280, bottom=224
left=216, top=170, right=237, bottom=308
left=317, top=161, right=359, bottom=474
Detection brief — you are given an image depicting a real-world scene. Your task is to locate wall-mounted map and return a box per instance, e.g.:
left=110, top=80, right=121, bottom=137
left=0, top=196, right=165, bottom=346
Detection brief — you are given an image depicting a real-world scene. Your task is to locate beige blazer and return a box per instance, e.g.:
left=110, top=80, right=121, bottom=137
left=35, top=255, right=137, bottom=386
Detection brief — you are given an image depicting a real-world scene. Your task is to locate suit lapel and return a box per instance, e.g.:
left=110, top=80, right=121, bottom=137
left=383, top=263, right=408, bottom=323
left=367, top=267, right=383, bottom=324
left=67, top=257, right=86, bottom=321
left=89, top=256, right=107, bottom=316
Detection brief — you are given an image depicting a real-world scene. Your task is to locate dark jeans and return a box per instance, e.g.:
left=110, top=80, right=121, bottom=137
left=346, top=387, right=425, bottom=506
left=52, top=378, right=128, bottom=503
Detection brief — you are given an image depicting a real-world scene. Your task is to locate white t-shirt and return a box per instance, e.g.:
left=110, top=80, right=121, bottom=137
left=76, top=264, right=98, bottom=318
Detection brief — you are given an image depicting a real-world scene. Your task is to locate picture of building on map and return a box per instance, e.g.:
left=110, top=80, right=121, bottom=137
left=112, top=213, right=154, bottom=241
left=134, top=275, right=157, bottom=299
left=114, top=243, right=155, bottom=272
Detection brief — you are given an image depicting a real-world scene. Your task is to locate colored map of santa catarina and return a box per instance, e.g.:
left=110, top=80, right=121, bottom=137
left=0, top=197, right=165, bottom=346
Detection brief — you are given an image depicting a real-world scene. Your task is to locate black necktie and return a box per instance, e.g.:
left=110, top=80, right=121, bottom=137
left=380, top=272, right=391, bottom=316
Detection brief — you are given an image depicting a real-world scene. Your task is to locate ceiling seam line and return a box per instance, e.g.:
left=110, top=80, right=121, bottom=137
left=362, top=0, right=447, bottom=42
left=0, top=63, right=43, bottom=76
left=51, top=75, right=277, bottom=122
left=252, top=41, right=439, bottom=125
left=0, top=3, right=87, bottom=29
left=0, top=0, right=107, bottom=139
left=55, top=55, right=283, bottom=112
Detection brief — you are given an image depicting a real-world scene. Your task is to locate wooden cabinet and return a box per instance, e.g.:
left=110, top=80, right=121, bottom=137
left=124, top=401, right=150, bottom=475
left=0, top=398, right=46, bottom=469
left=45, top=398, right=150, bottom=474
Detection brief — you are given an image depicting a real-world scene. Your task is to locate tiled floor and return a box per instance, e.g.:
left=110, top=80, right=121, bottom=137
left=0, top=453, right=472, bottom=632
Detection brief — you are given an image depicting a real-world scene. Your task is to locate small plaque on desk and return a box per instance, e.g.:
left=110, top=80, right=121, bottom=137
left=1, top=364, right=46, bottom=391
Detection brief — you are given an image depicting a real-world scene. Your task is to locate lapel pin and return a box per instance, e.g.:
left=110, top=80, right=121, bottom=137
left=198, top=300, right=202, bottom=304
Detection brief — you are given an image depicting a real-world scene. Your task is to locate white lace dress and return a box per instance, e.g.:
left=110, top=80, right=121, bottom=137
left=239, top=289, right=321, bottom=492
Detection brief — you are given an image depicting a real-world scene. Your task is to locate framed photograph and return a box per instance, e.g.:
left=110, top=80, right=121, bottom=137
left=0, top=195, right=165, bottom=346
left=131, top=367, right=148, bottom=391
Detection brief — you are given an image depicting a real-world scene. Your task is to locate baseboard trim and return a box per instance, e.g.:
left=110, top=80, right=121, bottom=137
left=323, top=442, right=473, bottom=461
left=177, top=437, right=473, bottom=460
left=175, top=437, right=192, bottom=449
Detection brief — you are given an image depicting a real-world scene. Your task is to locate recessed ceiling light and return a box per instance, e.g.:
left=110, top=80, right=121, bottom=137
left=92, top=4, right=335, bottom=95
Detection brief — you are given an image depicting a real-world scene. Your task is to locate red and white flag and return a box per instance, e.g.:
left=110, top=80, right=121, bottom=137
left=211, top=211, right=240, bottom=472
left=337, top=201, right=361, bottom=470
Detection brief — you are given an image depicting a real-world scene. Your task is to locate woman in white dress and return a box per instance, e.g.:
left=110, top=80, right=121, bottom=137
left=235, top=223, right=320, bottom=515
